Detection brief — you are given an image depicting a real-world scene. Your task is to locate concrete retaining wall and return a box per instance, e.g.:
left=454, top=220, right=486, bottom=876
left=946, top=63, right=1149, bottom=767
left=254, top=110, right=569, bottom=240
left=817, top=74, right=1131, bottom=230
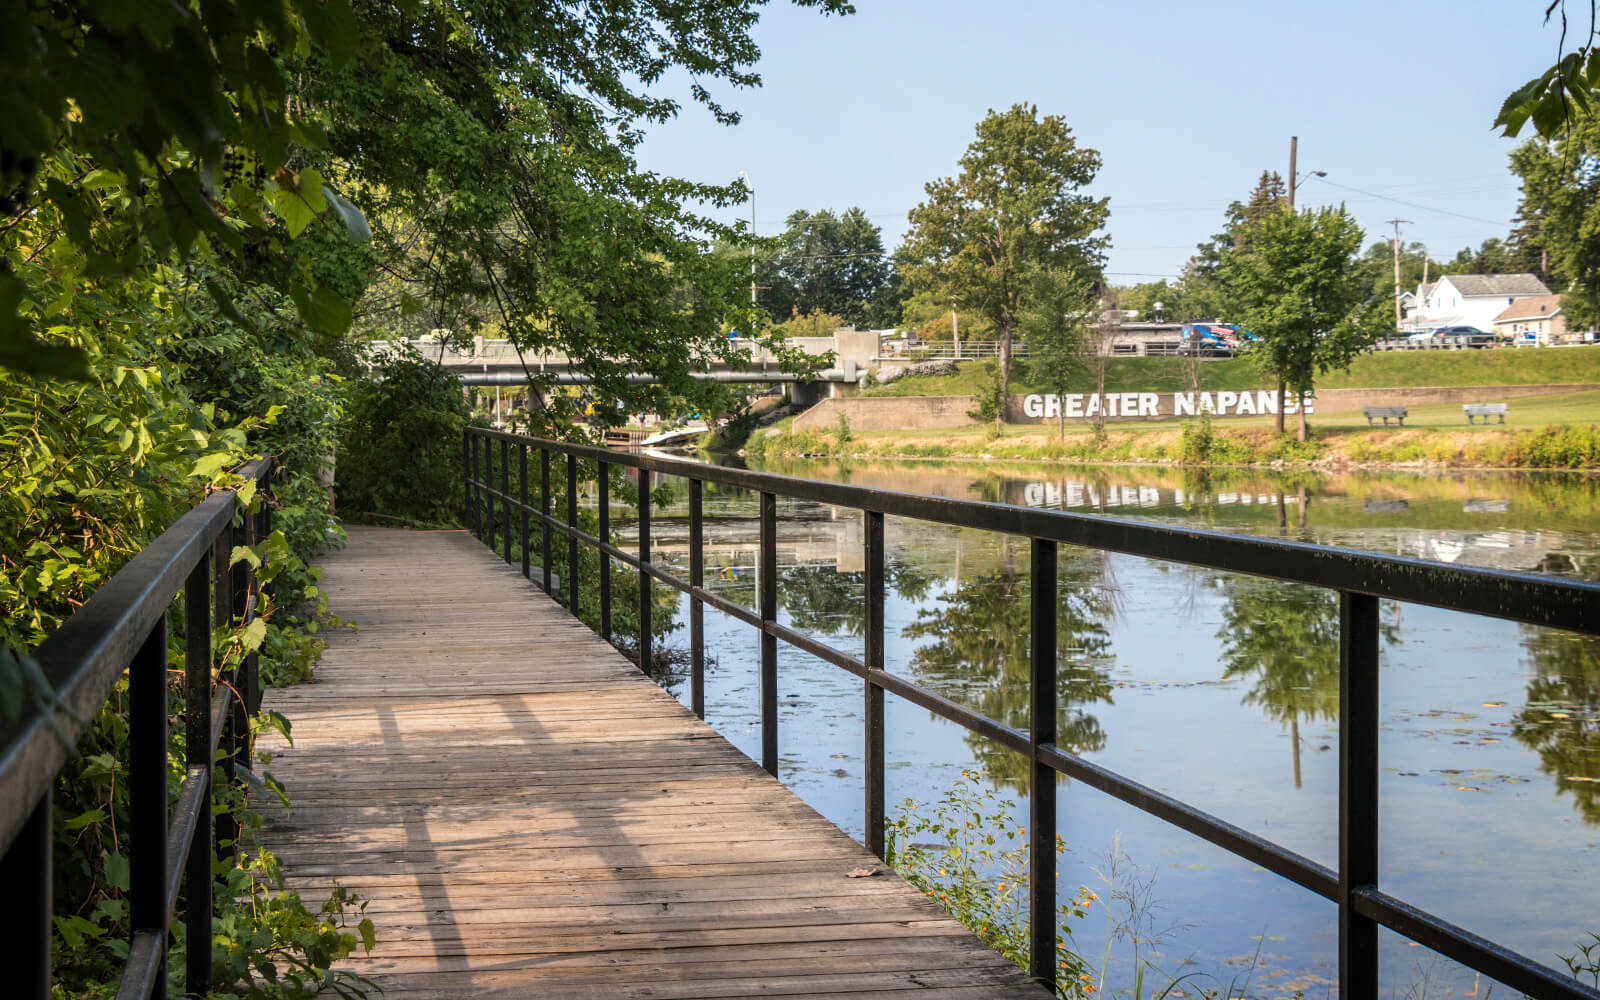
left=791, top=395, right=976, bottom=431
left=789, top=384, right=1598, bottom=433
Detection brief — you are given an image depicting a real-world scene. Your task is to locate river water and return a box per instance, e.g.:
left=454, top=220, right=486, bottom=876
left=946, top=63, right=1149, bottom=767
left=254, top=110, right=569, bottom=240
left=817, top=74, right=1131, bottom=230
left=618, top=458, right=1600, bottom=998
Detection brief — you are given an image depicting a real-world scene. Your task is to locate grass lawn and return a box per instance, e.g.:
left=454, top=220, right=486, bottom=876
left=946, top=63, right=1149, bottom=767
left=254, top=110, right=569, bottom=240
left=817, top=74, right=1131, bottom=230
left=755, top=388, right=1600, bottom=468
left=864, top=345, right=1600, bottom=398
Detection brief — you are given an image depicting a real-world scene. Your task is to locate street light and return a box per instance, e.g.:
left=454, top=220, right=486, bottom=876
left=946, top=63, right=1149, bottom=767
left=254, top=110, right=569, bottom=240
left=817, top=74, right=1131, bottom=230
left=1288, top=169, right=1327, bottom=210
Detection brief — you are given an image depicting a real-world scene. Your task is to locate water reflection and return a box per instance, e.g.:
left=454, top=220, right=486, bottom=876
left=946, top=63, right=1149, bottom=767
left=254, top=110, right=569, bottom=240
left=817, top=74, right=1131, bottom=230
left=1515, top=629, right=1600, bottom=824
left=642, top=455, right=1600, bottom=996
left=779, top=559, right=940, bottom=637
left=901, top=543, right=1115, bottom=791
left=1216, top=580, right=1400, bottom=789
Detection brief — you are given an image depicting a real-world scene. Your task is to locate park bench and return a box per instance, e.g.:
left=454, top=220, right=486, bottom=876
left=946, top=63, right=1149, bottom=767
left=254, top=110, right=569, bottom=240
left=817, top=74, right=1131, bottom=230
left=1363, top=405, right=1407, bottom=426
left=1464, top=402, right=1509, bottom=425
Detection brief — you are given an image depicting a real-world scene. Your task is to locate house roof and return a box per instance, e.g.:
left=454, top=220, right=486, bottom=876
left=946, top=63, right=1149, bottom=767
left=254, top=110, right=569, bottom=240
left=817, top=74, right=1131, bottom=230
left=1440, top=273, right=1551, bottom=297
left=1493, top=294, right=1563, bottom=323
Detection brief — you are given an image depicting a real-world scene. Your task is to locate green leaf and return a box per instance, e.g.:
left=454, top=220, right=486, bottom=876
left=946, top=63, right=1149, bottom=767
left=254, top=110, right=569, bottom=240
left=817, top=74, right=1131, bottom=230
left=64, top=808, right=107, bottom=830
left=298, top=167, right=328, bottom=213
left=291, top=282, right=354, bottom=338
left=192, top=452, right=235, bottom=480
left=272, top=185, right=317, bottom=237
left=358, top=917, right=375, bottom=953
left=238, top=618, right=268, bottom=653
left=103, top=850, right=130, bottom=892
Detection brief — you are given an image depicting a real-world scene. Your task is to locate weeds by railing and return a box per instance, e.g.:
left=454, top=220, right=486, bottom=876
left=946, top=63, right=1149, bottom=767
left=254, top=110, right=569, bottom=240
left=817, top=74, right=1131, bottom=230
left=0, top=460, right=272, bottom=1000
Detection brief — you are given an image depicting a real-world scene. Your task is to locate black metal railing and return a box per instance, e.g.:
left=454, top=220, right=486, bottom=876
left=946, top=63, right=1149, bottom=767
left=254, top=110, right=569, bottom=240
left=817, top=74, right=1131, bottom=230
left=464, top=426, right=1600, bottom=999
left=0, top=457, right=273, bottom=1000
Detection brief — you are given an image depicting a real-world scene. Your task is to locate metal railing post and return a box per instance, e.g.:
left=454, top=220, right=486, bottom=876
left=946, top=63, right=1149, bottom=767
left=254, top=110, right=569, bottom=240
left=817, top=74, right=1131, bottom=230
left=599, top=462, right=611, bottom=641
left=500, top=438, right=511, bottom=563
left=760, top=491, right=778, bottom=776
left=541, top=449, right=552, bottom=593
left=130, top=618, right=169, bottom=998
left=0, top=798, right=51, bottom=1000
left=864, top=509, right=885, bottom=858
left=1340, top=591, right=1381, bottom=998
left=184, top=556, right=214, bottom=996
left=519, top=444, right=530, bottom=579
left=689, top=479, right=705, bottom=719
left=638, top=469, right=652, bottom=670
left=227, top=510, right=252, bottom=805
left=462, top=428, right=473, bottom=534
left=1028, top=538, right=1057, bottom=992
left=567, top=453, right=580, bottom=613
left=470, top=434, right=481, bottom=538
left=212, top=524, right=234, bottom=861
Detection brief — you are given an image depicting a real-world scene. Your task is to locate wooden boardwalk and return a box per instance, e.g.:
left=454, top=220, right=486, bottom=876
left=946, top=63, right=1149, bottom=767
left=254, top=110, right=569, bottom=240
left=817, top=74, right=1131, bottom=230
left=259, top=527, right=1048, bottom=999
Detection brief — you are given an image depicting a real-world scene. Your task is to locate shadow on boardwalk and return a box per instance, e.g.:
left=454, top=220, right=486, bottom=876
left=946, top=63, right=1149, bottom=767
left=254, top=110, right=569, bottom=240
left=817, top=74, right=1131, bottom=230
left=259, top=526, right=1048, bottom=998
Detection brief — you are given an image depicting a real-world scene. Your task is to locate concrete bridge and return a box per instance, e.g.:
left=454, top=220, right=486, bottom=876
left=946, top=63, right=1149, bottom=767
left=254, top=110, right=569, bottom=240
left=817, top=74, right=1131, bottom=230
left=373, top=328, right=888, bottom=404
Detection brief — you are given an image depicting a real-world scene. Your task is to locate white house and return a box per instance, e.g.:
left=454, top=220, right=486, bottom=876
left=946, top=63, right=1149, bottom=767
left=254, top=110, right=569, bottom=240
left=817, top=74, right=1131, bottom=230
left=1403, top=273, right=1550, bottom=332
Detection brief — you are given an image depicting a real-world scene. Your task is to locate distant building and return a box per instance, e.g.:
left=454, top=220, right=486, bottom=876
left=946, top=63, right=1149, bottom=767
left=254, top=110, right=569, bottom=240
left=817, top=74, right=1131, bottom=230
left=1492, top=294, right=1567, bottom=345
left=1403, top=273, right=1550, bottom=332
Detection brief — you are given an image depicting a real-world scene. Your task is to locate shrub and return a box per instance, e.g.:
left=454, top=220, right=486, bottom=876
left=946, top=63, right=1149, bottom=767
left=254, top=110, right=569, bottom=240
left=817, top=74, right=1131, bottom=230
left=336, top=346, right=471, bottom=525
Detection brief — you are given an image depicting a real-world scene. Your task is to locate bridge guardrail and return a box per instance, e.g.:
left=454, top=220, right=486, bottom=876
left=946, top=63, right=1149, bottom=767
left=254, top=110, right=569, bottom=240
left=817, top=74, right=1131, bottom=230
left=463, top=427, right=1600, bottom=999
left=0, top=457, right=273, bottom=1000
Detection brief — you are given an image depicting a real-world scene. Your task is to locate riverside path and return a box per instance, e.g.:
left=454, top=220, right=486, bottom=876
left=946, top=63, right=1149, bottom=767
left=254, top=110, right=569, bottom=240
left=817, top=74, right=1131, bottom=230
left=257, top=526, right=1048, bottom=999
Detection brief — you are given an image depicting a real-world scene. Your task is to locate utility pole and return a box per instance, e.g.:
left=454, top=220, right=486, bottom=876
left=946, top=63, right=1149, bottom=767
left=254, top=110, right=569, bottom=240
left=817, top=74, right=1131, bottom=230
left=951, top=296, right=960, bottom=359
left=749, top=184, right=757, bottom=309
left=1388, top=218, right=1413, bottom=329
left=1287, top=135, right=1298, bottom=210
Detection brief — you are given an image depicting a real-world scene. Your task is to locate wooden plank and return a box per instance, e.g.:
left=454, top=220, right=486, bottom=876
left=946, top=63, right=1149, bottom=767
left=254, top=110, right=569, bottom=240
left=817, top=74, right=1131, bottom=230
left=258, top=526, right=1047, bottom=998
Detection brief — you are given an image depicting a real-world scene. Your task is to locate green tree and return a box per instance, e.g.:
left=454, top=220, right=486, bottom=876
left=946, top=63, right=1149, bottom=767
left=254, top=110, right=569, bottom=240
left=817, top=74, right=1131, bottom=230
left=764, top=208, right=892, bottom=327
left=902, top=104, right=1109, bottom=401
left=1442, top=237, right=1519, bottom=276
left=1508, top=113, right=1600, bottom=328
left=1021, top=269, right=1094, bottom=439
left=1218, top=205, right=1384, bottom=441
left=1182, top=170, right=1290, bottom=321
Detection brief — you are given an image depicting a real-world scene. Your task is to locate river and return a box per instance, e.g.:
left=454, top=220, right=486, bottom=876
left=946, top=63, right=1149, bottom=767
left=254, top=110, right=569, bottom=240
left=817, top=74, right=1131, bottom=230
left=614, top=458, right=1600, bottom=998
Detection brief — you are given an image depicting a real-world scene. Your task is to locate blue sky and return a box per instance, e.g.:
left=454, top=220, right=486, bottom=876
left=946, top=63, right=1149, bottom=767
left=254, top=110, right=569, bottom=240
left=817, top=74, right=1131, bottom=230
left=635, top=0, right=1570, bottom=283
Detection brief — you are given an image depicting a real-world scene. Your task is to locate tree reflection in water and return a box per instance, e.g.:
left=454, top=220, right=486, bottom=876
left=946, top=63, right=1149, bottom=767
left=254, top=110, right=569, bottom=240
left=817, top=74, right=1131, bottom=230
left=1217, top=578, right=1349, bottom=789
left=901, top=544, right=1115, bottom=792
left=1514, top=629, right=1600, bottom=824
left=778, top=559, right=941, bottom=638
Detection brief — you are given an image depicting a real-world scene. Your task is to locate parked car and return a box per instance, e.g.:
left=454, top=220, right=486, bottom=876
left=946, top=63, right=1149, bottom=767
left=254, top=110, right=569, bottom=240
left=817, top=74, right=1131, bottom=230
left=1409, top=326, right=1494, bottom=347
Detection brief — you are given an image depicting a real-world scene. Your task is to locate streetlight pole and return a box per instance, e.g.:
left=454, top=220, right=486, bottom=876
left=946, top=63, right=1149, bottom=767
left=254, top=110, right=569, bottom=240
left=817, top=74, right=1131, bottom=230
left=951, top=295, right=960, bottom=359
left=738, top=171, right=756, bottom=315
left=1288, top=135, right=1297, bottom=210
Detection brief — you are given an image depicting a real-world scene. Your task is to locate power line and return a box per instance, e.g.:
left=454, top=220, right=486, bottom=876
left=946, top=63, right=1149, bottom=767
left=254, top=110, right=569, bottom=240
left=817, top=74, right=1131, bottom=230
left=1301, top=175, right=1508, bottom=227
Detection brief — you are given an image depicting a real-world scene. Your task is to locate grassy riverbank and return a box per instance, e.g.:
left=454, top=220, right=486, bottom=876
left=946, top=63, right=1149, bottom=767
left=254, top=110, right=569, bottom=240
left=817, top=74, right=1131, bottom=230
left=750, top=389, right=1600, bottom=469
left=865, top=345, right=1600, bottom=397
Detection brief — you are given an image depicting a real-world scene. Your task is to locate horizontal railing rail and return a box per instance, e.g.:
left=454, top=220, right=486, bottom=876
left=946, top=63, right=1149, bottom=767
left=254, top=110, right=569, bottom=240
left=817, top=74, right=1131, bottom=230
left=0, top=457, right=274, bottom=1000
left=464, top=426, right=1600, bottom=999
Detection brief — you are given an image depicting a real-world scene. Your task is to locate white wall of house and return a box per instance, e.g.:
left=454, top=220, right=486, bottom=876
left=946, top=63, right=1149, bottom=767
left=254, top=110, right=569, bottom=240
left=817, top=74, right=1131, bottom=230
left=1409, top=276, right=1541, bottom=331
